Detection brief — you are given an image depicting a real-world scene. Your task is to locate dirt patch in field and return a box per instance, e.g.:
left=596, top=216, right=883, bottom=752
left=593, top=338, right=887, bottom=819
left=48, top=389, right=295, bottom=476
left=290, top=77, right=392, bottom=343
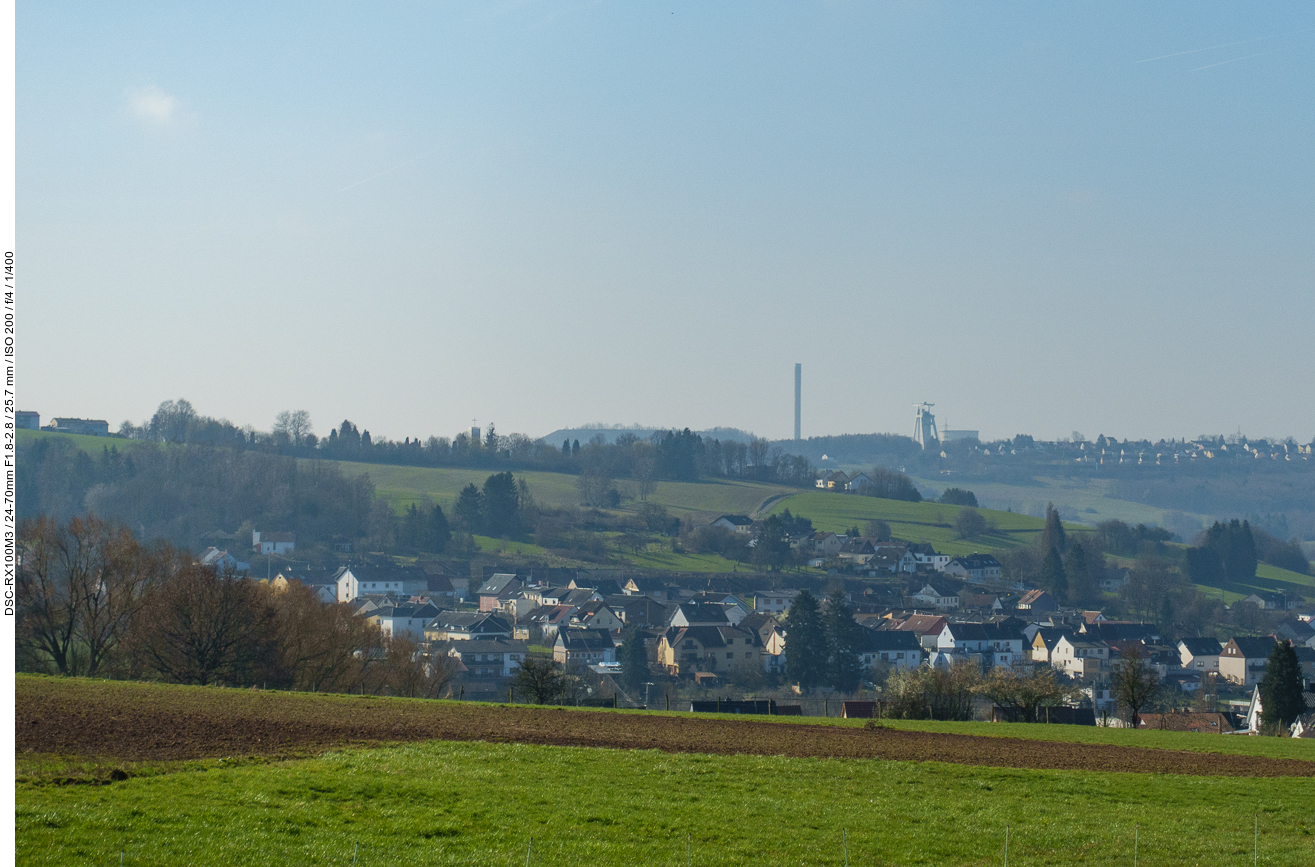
left=17, top=678, right=1313, bottom=777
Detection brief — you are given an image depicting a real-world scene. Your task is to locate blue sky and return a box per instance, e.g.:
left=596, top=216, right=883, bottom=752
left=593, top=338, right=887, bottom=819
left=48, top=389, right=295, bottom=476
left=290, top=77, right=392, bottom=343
left=19, top=2, right=1315, bottom=443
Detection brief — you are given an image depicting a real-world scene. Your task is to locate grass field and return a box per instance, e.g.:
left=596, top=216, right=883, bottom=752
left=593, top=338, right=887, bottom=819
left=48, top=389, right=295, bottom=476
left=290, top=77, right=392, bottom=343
left=17, top=428, right=141, bottom=454
left=909, top=474, right=1214, bottom=532
left=17, top=740, right=1315, bottom=867
left=15, top=677, right=1315, bottom=866
left=313, top=459, right=793, bottom=521
left=765, top=491, right=1059, bottom=558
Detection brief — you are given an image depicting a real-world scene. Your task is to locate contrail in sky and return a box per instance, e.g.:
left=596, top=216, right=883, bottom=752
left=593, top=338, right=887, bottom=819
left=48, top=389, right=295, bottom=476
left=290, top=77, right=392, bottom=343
left=335, top=158, right=421, bottom=194
left=1190, top=52, right=1271, bottom=72
left=1134, top=26, right=1313, bottom=64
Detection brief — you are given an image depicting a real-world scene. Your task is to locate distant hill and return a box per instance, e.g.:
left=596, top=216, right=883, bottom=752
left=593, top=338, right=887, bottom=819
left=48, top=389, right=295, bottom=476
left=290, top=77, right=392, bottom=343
left=769, top=432, right=922, bottom=469
left=539, top=425, right=757, bottom=445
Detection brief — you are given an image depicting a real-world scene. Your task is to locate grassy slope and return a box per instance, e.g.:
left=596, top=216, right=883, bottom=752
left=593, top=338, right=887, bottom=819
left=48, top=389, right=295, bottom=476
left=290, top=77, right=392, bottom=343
left=18, top=737, right=1315, bottom=866
left=17, top=428, right=141, bottom=454
left=313, top=460, right=792, bottom=520
left=766, top=490, right=1055, bottom=557
left=910, top=474, right=1215, bottom=530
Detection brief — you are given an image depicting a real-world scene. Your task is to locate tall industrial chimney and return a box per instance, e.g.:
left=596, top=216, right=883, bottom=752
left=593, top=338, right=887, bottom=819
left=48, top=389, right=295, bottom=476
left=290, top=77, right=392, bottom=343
left=794, top=363, right=801, bottom=441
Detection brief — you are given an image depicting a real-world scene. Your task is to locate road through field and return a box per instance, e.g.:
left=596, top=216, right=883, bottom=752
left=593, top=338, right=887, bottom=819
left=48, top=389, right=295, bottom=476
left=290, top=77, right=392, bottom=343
left=18, top=679, right=1315, bottom=777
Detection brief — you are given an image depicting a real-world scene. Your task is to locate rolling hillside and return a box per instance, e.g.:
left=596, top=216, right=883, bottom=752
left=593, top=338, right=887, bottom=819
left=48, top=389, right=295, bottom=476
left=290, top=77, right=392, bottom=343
left=767, top=490, right=1053, bottom=557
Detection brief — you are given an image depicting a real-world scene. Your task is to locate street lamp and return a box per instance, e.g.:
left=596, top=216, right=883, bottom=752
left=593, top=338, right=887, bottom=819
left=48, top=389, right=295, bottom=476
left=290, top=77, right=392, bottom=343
left=644, top=682, right=655, bottom=710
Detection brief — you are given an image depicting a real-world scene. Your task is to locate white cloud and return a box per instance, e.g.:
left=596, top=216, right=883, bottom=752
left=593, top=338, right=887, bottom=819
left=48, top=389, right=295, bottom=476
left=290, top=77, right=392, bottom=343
left=127, top=85, right=180, bottom=125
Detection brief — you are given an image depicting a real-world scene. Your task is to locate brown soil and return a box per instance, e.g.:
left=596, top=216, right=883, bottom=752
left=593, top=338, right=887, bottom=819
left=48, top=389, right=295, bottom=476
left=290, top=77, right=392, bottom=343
left=17, top=678, right=1313, bottom=777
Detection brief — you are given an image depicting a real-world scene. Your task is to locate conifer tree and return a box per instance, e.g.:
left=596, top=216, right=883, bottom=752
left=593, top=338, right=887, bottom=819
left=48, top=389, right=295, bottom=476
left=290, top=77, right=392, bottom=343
left=619, top=628, right=650, bottom=695
left=1042, top=503, right=1066, bottom=554
left=1260, top=640, right=1306, bottom=731
left=1041, top=547, right=1068, bottom=604
left=1063, top=543, right=1092, bottom=606
left=824, top=588, right=862, bottom=693
left=784, top=589, right=826, bottom=690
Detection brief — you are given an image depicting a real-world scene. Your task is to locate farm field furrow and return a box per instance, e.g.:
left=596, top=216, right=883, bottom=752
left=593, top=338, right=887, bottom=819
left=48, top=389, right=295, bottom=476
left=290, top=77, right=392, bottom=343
left=17, top=678, right=1314, bottom=778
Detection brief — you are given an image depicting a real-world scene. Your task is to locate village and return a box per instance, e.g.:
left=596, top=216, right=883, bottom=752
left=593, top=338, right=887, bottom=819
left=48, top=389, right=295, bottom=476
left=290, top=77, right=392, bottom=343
left=233, top=516, right=1315, bottom=738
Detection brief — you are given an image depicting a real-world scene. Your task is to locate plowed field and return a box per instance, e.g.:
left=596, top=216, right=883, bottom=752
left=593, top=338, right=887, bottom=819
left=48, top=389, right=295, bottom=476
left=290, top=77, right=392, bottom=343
left=18, top=678, right=1313, bottom=777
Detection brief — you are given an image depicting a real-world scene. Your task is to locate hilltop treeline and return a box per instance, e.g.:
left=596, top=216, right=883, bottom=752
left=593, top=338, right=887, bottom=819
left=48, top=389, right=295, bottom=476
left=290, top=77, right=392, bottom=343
left=114, top=399, right=817, bottom=487
left=18, top=435, right=375, bottom=552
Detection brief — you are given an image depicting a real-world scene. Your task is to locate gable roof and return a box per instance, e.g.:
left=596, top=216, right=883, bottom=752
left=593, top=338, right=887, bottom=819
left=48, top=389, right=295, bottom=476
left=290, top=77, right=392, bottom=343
left=857, top=630, right=923, bottom=653
left=556, top=628, right=616, bottom=651
left=1178, top=637, right=1225, bottom=657
left=712, top=514, right=754, bottom=526
left=1224, top=636, right=1278, bottom=658
left=478, top=573, right=521, bottom=596
left=894, top=614, right=947, bottom=635
left=672, top=602, right=732, bottom=625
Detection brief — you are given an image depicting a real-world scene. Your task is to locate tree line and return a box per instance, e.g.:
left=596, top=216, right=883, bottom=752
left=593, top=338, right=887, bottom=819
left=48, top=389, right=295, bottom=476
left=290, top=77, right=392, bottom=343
left=114, top=399, right=819, bottom=488
left=16, top=514, right=458, bottom=696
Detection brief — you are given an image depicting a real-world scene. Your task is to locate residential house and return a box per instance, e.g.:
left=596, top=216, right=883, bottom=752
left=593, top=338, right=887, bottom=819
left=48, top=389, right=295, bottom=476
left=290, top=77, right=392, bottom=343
left=253, top=531, right=296, bottom=555
left=935, top=621, right=1026, bottom=668
left=838, top=538, right=877, bottom=566
left=271, top=570, right=337, bottom=604
left=754, top=618, right=788, bottom=673
left=1242, top=685, right=1264, bottom=733
left=1100, top=567, right=1131, bottom=593
left=335, top=565, right=433, bottom=603
left=668, top=602, right=733, bottom=629
left=477, top=574, right=523, bottom=612
left=816, top=470, right=851, bottom=491
left=554, top=628, right=617, bottom=665
left=623, top=576, right=670, bottom=600
left=369, top=601, right=443, bottom=639
left=418, top=574, right=458, bottom=606
left=893, top=613, right=948, bottom=651
left=48, top=417, right=110, bottom=436
left=440, top=638, right=528, bottom=679
left=1219, top=636, right=1277, bottom=686
left=658, top=624, right=762, bottom=676
left=858, top=629, right=923, bottom=672
left=753, top=589, right=800, bottom=615
left=15, top=410, right=39, bottom=429
left=1051, top=635, right=1110, bottom=679
left=844, top=472, right=872, bottom=491
left=1295, top=645, right=1315, bottom=690
left=1016, top=589, right=1058, bottom=614
left=523, top=604, right=575, bottom=641
left=874, top=543, right=919, bottom=573
left=609, top=595, right=669, bottom=628
left=1177, top=637, right=1224, bottom=673
left=1081, top=621, right=1161, bottom=644
left=1242, top=591, right=1298, bottom=611
left=908, top=542, right=949, bottom=572
left=424, top=612, right=513, bottom=642
left=570, top=577, right=623, bottom=597
left=811, top=532, right=846, bottom=557
left=198, top=547, right=250, bottom=574
left=941, top=554, right=1003, bottom=582
left=910, top=582, right=960, bottom=611
left=570, top=600, right=625, bottom=633
left=1030, top=627, right=1071, bottom=663
left=710, top=515, right=754, bottom=534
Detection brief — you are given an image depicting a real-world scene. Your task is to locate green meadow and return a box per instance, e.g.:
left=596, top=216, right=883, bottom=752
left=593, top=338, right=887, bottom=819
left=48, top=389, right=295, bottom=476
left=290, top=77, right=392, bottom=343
left=767, top=490, right=1054, bottom=557
left=17, top=738, right=1315, bottom=867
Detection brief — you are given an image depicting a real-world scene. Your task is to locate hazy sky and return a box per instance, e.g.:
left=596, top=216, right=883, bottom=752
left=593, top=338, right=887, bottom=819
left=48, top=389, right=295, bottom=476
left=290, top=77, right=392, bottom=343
left=19, top=3, right=1315, bottom=444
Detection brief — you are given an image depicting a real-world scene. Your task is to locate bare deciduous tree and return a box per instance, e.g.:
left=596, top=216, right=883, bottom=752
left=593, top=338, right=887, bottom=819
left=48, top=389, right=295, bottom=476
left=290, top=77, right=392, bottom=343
left=132, top=564, right=277, bottom=686
left=273, top=410, right=313, bottom=447
left=17, top=515, right=169, bottom=677
left=1111, top=643, right=1162, bottom=728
